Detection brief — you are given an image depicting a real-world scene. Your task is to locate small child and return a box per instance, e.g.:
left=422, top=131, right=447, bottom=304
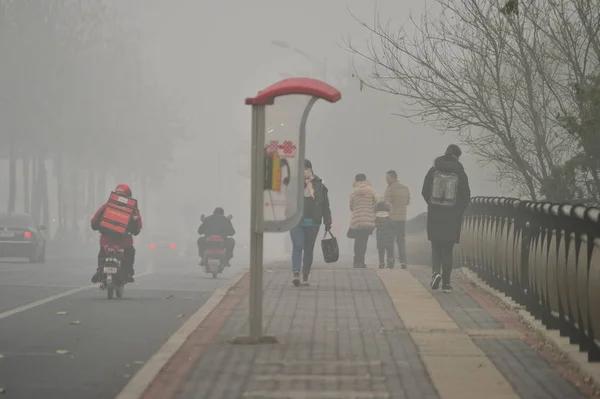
left=375, top=201, right=395, bottom=269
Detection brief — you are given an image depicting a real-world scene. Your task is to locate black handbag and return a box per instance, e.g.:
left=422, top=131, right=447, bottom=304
left=321, top=230, right=339, bottom=263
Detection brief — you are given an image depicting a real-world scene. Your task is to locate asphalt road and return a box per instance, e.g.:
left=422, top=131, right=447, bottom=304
left=0, top=249, right=243, bottom=399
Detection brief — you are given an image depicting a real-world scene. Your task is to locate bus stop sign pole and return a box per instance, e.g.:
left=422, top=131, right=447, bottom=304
left=232, top=78, right=341, bottom=345
left=248, top=103, right=269, bottom=342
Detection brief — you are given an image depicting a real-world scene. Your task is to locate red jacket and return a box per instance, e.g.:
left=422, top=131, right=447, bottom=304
left=91, top=203, right=143, bottom=248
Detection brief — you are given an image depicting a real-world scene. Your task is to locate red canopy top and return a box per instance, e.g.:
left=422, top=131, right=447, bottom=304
left=245, top=77, right=341, bottom=105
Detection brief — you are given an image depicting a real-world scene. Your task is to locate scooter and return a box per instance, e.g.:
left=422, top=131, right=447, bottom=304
left=198, top=214, right=233, bottom=278
left=203, top=235, right=227, bottom=278
left=99, top=244, right=126, bottom=299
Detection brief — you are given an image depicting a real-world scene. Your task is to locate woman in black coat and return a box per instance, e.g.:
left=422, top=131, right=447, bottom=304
left=421, top=144, right=471, bottom=292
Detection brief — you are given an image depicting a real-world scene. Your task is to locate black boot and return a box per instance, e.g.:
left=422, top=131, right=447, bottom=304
left=91, top=269, right=103, bottom=283
left=293, top=271, right=300, bottom=287
left=123, top=266, right=135, bottom=283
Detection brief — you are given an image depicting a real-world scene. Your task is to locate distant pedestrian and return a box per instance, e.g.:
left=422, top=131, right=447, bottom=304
left=422, top=144, right=471, bottom=292
left=375, top=201, right=395, bottom=269
left=348, top=174, right=379, bottom=268
left=384, top=170, right=410, bottom=269
left=290, top=159, right=332, bottom=287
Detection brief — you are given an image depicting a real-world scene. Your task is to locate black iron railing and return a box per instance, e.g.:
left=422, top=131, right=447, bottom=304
left=405, top=197, right=600, bottom=362
left=455, top=197, right=600, bottom=362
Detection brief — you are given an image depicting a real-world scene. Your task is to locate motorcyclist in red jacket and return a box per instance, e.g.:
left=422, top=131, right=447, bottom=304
left=90, top=184, right=142, bottom=283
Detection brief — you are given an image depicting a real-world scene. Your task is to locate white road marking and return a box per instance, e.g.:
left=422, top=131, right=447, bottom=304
left=0, top=284, right=85, bottom=289
left=0, top=285, right=96, bottom=321
left=0, top=270, right=152, bottom=321
left=115, top=268, right=248, bottom=399
left=0, top=268, right=39, bottom=273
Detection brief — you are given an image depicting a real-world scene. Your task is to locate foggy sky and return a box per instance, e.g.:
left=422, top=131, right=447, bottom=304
left=126, top=0, right=507, bottom=223
left=0, top=0, right=510, bottom=250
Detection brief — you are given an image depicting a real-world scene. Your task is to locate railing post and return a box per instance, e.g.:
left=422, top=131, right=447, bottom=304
left=453, top=195, right=600, bottom=366
left=585, top=208, right=600, bottom=362
left=516, top=201, right=529, bottom=307
left=556, top=204, right=570, bottom=338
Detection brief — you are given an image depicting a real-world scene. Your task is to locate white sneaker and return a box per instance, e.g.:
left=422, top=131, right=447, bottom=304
left=431, top=273, right=442, bottom=290
left=442, top=284, right=453, bottom=293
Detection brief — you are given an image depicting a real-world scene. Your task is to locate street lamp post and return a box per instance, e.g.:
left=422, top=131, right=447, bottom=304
left=271, top=40, right=327, bottom=81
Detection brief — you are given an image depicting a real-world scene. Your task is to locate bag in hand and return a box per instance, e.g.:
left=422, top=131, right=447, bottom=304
left=321, top=230, right=339, bottom=263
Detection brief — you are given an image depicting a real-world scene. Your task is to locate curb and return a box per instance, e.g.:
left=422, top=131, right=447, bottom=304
left=115, top=269, right=249, bottom=399
left=460, top=267, right=600, bottom=390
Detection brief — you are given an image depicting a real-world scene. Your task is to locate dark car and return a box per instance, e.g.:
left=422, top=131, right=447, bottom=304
left=0, top=212, right=47, bottom=263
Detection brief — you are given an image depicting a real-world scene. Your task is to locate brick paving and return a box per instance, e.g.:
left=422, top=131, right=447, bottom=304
left=411, top=266, right=503, bottom=330
left=143, top=262, right=594, bottom=399
left=175, top=265, right=438, bottom=399
left=474, top=337, right=587, bottom=399
left=411, top=265, right=589, bottom=399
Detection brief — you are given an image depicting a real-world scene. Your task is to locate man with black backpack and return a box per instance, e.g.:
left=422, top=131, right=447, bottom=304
left=421, top=144, right=471, bottom=292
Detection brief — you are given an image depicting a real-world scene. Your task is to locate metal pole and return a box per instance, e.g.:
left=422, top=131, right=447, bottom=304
left=217, top=144, right=221, bottom=203
left=249, top=105, right=266, bottom=340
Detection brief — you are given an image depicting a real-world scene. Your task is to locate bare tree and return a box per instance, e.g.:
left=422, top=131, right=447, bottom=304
left=345, top=0, right=578, bottom=200
left=523, top=0, right=600, bottom=202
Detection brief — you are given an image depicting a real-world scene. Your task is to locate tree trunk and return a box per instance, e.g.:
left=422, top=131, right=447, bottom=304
left=7, top=138, right=17, bottom=213
left=87, top=169, right=96, bottom=215
left=141, top=173, right=148, bottom=208
left=141, top=173, right=148, bottom=229
left=22, top=153, right=31, bottom=214
left=31, top=156, right=41, bottom=223
left=55, top=153, right=65, bottom=239
left=96, top=171, right=107, bottom=206
left=70, top=165, right=80, bottom=239
left=39, top=158, right=50, bottom=230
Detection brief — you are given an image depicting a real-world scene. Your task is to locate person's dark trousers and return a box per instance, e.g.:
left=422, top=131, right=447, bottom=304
left=97, top=246, right=135, bottom=275
left=225, top=237, right=235, bottom=260
left=353, top=229, right=370, bottom=266
left=290, top=225, right=321, bottom=274
left=431, top=241, right=454, bottom=284
left=394, top=221, right=407, bottom=264
left=197, top=236, right=205, bottom=257
left=378, top=245, right=394, bottom=265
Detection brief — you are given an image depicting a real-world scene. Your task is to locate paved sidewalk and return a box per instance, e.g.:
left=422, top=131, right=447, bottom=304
left=410, top=267, right=593, bottom=399
left=140, top=263, right=592, bottom=399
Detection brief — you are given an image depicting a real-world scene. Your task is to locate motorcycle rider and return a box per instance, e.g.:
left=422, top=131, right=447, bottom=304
left=197, top=207, right=235, bottom=266
left=90, top=184, right=142, bottom=283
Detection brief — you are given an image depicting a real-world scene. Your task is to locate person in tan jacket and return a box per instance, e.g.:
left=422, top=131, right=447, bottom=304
left=349, top=174, right=380, bottom=267
left=384, top=170, right=410, bottom=268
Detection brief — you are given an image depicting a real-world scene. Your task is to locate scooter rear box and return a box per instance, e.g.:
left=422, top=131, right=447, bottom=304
left=99, top=192, right=138, bottom=235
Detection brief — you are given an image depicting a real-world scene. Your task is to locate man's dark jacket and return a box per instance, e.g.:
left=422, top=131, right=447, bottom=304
left=197, top=214, right=235, bottom=237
